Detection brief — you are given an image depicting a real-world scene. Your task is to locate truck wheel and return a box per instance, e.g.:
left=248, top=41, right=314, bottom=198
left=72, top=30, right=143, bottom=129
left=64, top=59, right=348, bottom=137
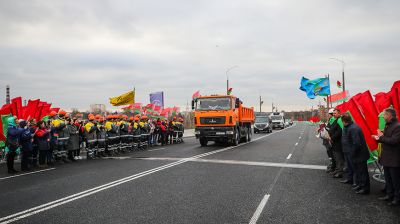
left=233, top=129, right=239, bottom=146
left=200, top=138, right=208, bottom=147
left=247, top=128, right=252, bottom=141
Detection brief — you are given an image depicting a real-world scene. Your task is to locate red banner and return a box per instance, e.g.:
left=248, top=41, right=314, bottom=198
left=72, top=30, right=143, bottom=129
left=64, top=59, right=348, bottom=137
left=328, top=91, right=348, bottom=103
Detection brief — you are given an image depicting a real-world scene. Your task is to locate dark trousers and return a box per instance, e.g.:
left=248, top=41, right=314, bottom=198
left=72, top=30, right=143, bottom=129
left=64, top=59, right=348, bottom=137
left=355, top=162, right=370, bottom=191
left=39, top=150, right=51, bottom=165
left=333, top=149, right=345, bottom=174
left=68, top=150, right=75, bottom=161
left=344, top=153, right=355, bottom=182
left=384, top=166, right=400, bottom=202
left=6, top=151, right=16, bottom=171
left=325, top=145, right=336, bottom=169
left=21, top=150, right=32, bottom=170
left=32, top=146, right=38, bottom=167
left=160, top=132, right=166, bottom=145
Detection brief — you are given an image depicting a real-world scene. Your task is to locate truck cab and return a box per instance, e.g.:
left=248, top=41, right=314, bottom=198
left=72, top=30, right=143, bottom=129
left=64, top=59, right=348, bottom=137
left=269, top=112, right=285, bottom=129
left=192, top=95, right=254, bottom=147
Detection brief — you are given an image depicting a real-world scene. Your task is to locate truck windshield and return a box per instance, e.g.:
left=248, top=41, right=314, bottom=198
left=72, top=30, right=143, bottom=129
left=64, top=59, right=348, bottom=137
left=255, top=117, right=269, bottom=123
left=271, top=115, right=283, bottom=120
left=196, top=98, right=231, bottom=111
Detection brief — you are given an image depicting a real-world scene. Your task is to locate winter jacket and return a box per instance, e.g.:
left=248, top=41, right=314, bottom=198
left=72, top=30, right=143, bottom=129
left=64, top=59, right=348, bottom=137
left=341, top=122, right=370, bottom=164
left=6, top=117, right=24, bottom=151
left=378, top=119, right=400, bottom=167
left=328, top=118, right=343, bottom=152
left=35, top=128, right=50, bottom=151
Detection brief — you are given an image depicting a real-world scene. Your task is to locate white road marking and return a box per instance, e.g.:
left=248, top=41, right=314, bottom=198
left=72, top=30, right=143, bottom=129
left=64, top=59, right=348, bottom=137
left=148, top=147, right=166, bottom=152
left=0, top=168, right=56, bottom=181
left=249, top=124, right=308, bottom=223
left=249, top=194, right=270, bottom=224
left=0, top=125, right=297, bottom=223
left=137, top=157, right=326, bottom=170
left=295, top=142, right=298, bottom=146
left=286, top=154, right=292, bottom=160
left=101, top=157, right=131, bottom=160
left=299, top=136, right=301, bottom=139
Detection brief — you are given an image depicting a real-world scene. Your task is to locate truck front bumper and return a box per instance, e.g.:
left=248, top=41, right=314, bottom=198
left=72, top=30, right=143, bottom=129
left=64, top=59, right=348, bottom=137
left=195, top=126, right=235, bottom=141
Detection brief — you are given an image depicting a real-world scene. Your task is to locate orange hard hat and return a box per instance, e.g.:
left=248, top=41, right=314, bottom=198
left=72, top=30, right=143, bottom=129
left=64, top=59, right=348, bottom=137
left=106, top=115, right=112, bottom=120
left=95, top=114, right=101, bottom=120
left=50, top=111, right=57, bottom=117
left=134, top=117, right=139, bottom=121
left=142, top=115, right=148, bottom=119
left=88, top=116, right=95, bottom=121
left=129, top=116, right=134, bottom=121
left=88, top=113, right=94, bottom=118
left=59, top=110, right=66, bottom=116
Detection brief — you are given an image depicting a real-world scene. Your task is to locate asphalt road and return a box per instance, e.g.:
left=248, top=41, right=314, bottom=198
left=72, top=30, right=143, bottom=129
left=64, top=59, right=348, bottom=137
left=0, top=123, right=399, bottom=224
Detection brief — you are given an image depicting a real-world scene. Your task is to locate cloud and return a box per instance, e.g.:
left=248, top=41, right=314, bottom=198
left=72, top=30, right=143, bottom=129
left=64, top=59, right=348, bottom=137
left=0, top=0, right=399, bottom=112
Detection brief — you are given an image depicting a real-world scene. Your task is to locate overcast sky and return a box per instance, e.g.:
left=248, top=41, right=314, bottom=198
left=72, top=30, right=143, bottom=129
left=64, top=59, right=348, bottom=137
left=0, top=0, right=399, bottom=112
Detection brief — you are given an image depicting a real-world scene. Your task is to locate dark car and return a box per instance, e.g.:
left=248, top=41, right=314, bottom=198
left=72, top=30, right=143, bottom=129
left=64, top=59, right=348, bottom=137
left=254, top=116, right=272, bottom=133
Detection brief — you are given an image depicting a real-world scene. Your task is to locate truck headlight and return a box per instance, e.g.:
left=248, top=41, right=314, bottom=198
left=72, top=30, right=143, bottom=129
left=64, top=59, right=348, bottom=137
left=195, top=131, right=200, bottom=135
left=226, top=131, right=234, bottom=135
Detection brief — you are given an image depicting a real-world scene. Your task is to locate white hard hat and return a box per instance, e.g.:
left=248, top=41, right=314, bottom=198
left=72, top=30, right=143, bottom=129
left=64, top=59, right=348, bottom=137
left=328, top=108, right=335, bottom=114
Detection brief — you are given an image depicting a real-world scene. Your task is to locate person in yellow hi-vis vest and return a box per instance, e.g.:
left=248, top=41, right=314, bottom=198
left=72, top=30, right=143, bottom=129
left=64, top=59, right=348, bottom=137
left=119, top=115, right=130, bottom=152
left=56, top=110, right=70, bottom=162
left=105, top=115, right=118, bottom=155
left=96, top=115, right=107, bottom=157
left=85, top=115, right=98, bottom=159
left=132, top=117, right=141, bottom=150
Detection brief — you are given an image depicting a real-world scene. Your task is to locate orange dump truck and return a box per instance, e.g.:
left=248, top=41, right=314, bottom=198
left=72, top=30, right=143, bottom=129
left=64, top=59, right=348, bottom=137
left=192, top=94, right=255, bottom=146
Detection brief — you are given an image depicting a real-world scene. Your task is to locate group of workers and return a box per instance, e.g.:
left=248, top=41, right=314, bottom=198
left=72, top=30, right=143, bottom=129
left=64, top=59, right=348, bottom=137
left=4, top=110, right=185, bottom=174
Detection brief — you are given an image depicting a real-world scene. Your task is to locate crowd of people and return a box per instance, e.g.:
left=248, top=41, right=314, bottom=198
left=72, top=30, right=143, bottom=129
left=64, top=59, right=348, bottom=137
left=318, top=107, right=400, bottom=206
left=4, top=110, right=185, bottom=174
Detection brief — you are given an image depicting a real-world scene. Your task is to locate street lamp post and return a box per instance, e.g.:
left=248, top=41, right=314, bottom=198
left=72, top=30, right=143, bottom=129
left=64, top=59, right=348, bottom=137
left=226, top=65, right=238, bottom=94
left=330, top=58, right=346, bottom=93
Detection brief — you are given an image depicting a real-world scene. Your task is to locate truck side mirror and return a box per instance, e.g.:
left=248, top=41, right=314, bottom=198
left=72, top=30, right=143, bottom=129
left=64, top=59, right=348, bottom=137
left=191, top=100, right=195, bottom=110
left=235, top=98, right=240, bottom=108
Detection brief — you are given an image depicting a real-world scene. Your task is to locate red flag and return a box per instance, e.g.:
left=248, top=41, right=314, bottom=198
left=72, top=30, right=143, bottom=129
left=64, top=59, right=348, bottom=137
left=374, top=92, right=392, bottom=112
left=347, top=98, right=378, bottom=151
left=0, top=104, right=12, bottom=115
left=145, top=103, right=154, bottom=109
left=39, top=103, right=52, bottom=120
left=50, top=107, right=60, bottom=113
left=328, top=91, right=348, bottom=103
left=11, top=97, right=23, bottom=118
left=390, top=81, right=400, bottom=118
left=22, top=99, right=40, bottom=120
left=337, top=80, right=342, bottom=88
left=0, top=108, right=13, bottom=141
left=354, top=91, right=379, bottom=134
left=192, top=90, right=200, bottom=99
left=154, top=105, right=161, bottom=112
left=173, top=106, right=179, bottom=113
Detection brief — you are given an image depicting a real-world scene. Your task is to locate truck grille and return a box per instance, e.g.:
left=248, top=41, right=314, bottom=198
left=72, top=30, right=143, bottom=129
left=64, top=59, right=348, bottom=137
left=200, top=117, right=226, bottom=125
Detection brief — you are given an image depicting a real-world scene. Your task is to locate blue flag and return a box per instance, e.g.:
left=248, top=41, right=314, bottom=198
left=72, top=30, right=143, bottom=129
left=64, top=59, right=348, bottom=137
left=150, top=91, right=164, bottom=109
left=299, top=76, right=330, bottom=99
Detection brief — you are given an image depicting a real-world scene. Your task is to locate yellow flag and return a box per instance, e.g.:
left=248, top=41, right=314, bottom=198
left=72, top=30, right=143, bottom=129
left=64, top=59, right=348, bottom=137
left=109, top=90, right=135, bottom=106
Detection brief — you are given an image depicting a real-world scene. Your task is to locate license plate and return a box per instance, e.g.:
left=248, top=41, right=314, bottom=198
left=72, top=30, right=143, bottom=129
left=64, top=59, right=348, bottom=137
left=216, top=132, right=225, bottom=135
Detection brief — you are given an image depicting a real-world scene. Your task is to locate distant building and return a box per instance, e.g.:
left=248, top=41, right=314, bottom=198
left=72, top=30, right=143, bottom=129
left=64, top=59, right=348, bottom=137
left=90, top=104, right=106, bottom=114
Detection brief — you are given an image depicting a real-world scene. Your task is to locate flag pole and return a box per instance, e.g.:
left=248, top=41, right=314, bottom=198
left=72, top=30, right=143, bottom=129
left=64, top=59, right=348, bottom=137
left=327, top=74, right=333, bottom=108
